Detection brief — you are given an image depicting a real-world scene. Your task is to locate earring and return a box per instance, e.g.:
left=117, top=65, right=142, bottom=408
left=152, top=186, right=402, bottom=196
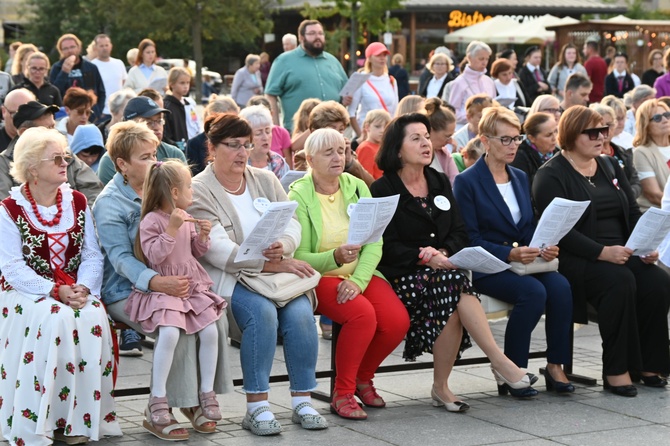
left=123, top=174, right=128, bottom=185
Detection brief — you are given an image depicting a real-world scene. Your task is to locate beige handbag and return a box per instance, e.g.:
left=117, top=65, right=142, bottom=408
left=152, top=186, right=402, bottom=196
left=236, top=270, right=320, bottom=309
left=509, top=258, right=559, bottom=276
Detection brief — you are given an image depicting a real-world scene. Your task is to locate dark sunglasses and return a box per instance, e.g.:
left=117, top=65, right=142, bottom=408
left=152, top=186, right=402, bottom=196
left=651, top=111, right=670, bottom=123
left=581, top=126, right=609, bottom=140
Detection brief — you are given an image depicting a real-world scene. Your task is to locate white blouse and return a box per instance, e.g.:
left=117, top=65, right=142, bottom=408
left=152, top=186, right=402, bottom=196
left=0, top=184, right=103, bottom=299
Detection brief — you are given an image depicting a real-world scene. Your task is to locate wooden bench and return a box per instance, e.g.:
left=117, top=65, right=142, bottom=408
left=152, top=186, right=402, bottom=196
left=112, top=294, right=596, bottom=400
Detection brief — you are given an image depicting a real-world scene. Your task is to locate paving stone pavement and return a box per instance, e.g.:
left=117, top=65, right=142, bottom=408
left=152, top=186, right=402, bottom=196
left=6, top=318, right=670, bottom=445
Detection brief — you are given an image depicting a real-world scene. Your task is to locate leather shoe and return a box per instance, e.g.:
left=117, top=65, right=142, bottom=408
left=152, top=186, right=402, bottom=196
left=431, top=386, right=469, bottom=413
left=603, top=375, right=637, bottom=397
left=543, top=367, right=575, bottom=393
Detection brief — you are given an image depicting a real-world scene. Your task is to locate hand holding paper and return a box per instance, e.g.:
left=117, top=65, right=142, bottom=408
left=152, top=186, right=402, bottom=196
left=234, top=201, right=298, bottom=262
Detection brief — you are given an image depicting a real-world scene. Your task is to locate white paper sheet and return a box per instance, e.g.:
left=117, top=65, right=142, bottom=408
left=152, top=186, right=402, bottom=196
left=625, top=207, right=670, bottom=256
left=346, top=195, right=399, bottom=245
left=149, top=77, right=167, bottom=92
left=234, top=201, right=298, bottom=262
left=279, top=170, right=307, bottom=193
left=448, top=247, right=511, bottom=274
left=339, top=72, right=371, bottom=97
left=529, top=198, right=590, bottom=248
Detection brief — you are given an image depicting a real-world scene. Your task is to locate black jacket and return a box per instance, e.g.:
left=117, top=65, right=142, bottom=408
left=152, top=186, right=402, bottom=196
left=604, top=72, right=635, bottom=99
left=418, top=72, right=455, bottom=99
left=163, top=94, right=189, bottom=145
left=532, top=153, right=641, bottom=323
left=370, top=167, right=469, bottom=280
left=14, top=78, right=63, bottom=107
left=510, top=140, right=558, bottom=188
left=518, top=65, right=549, bottom=105
left=389, top=64, right=410, bottom=99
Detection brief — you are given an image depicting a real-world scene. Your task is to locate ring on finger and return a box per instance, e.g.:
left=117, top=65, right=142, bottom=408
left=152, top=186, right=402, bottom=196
left=348, top=250, right=352, bottom=255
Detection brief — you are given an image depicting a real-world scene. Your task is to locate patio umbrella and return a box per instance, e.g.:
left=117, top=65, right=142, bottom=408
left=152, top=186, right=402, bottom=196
left=488, top=14, right=579, bottom=44
left=443, top=16, right=520, bottom=43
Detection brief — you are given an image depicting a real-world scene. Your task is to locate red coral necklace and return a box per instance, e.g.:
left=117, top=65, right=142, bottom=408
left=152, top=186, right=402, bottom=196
left=24, top=183, right=63, bottom=227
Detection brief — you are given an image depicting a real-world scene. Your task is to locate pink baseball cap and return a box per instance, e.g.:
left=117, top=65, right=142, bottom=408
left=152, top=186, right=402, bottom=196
left=365, top=42, right=390, bottom=58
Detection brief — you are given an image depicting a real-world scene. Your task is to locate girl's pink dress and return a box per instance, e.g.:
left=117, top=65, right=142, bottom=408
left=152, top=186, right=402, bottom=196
left=125, top=210, right=226, bottom=334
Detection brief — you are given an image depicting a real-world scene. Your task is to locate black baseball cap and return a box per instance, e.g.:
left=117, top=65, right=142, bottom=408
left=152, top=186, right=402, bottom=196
left=13, top=101, right=60, bottom=128
left=123, top=96, right=170, bottom=120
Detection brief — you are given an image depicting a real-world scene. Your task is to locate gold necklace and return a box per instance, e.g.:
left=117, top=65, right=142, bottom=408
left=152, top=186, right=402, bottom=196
left=313, top=179, right=339, bottom=203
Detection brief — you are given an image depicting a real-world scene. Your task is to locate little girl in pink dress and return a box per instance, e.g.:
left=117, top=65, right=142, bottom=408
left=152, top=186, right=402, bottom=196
left=125, top=160, right=226, bottom=441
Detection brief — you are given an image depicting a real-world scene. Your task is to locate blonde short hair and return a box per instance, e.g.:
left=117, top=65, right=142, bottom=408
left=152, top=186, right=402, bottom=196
left=11, top=128, right=67, bottom=184
left=427, top=52, right=453, bottom=74
left=478, top=106, right=521, bottom=136
left=168, top=66, right=191, bottom=88
left=106, top=121, right=160, bottom=172
left=528, top=94, right=560, bottom=116
left=56, top=34, right=82, bottom=58
left=634, top=99, right=670, bottom=147
left=304, top=128, right=346, bottom=159
left=23, top=51, right=50, bottom=77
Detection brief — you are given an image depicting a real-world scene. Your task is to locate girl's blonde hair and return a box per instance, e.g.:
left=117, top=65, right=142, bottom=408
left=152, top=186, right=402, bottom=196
left=168, top=66, right=191, bottom=90
left=396, top=95, right=426, bottom=117
left=134, top=159, right=191, bottom=263
left=363, top=109, right=392, bottom=129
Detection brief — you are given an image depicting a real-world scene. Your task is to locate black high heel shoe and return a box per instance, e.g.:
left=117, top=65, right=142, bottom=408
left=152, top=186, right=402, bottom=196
left=630, top=371, right=668, bottom=388
left=543, top=367, right=575, bottom=393
left=602, top=374, right=637, bottom=397
left=491, top=367, right=538, bottom=398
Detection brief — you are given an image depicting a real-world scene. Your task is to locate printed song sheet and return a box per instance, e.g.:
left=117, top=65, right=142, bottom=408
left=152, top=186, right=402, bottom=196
left=529, top=198, right=589, bottom=248
left=280, top=170, right=307, bottom=192
left=625, top=207, right=670, bottom=256
left=339, top=72, right=371, bottom=97
left=347, top=195, right=399, bottom=245
left=234, top=201, right=298, bottom=262
left=448, top=247, right=511, bottom=274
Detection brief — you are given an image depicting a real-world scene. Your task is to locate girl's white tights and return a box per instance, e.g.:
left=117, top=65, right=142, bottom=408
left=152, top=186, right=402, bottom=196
left=151, top=324, right=219, bottom=398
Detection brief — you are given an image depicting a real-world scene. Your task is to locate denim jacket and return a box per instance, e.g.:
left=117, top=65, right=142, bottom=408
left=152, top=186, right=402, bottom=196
left=92, top=172, right=158, bottom=305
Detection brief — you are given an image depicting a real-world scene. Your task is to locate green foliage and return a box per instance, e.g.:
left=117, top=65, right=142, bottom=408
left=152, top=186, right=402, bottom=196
left=301, top=0, right=403, bottom=39
left=22, top=0, right=274, bottom=70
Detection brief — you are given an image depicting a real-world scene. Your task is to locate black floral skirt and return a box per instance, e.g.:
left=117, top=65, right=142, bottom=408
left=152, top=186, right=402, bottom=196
left=391, top=267, right=478, bottom=361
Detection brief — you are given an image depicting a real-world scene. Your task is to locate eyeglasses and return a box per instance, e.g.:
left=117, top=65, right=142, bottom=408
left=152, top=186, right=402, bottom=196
left=74, top=108, right=93, bottom=116
left=651, top=111, right=670, bottom=123
left=29, top=67, right=47, bottom=73
left=143, top=118, right=165, bottom=128
left=4, top=108, right=17, bottom=117
left=40, top=154, right=72, bottom=166
left=304, top=31, right=325, bottom=37
left=581, top=126, right=609, bottom=140
left=220, top=141, right=254, bottom=151
left=486, top=135, right=524, bottom=146
left=541, top=108, right=562, bottom=115
left=432, top=62, right=448, bottom=66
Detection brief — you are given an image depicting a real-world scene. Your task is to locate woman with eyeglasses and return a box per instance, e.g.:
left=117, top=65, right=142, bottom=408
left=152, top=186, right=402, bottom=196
left=14, top=51, right=62, bottom=107
left=419, top=52, right=454, bottom=100
left=453, top=107, right=574, bottom=394
left=188, top=113, right=327, bottom=436
left=239, top=105, right=289, bottom=180
left=642, top=50, right=664, bottom=88
left=371, top=113, right=538, bottom=409
left=631, top=99, right=670, bottom=211
left=590, top=103, right=641, bottom=198
left=55, top=86, right=98, bottom=145
left=0, top=128, right=122, bottom=445
left=528, top=94, right=562, bottom=122
left=533, top=105, right=670, bottom=396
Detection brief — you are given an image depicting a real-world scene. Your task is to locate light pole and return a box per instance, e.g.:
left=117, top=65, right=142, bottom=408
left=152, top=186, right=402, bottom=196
left=349, top=1, right=360, bottom=74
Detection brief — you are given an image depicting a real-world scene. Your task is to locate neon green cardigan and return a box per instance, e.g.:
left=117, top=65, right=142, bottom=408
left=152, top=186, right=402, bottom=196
left=288, top=172, right=384, bottom=292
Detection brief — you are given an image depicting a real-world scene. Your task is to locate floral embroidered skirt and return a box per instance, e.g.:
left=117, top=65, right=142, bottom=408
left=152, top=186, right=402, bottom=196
left=391, top=268, right=478, bottom=362
left=0, top=291, right=122, bottom=446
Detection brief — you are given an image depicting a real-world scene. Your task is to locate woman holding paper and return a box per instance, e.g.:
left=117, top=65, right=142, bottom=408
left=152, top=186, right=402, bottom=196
left=533, top=105, right=670, bottom=396
left=371, top=113, right=538, bottom=409
left=452, top=106, right=574, bottom=393
left=288, top=128, right=409, bottom=420
left=188, top=112, right=328, bottom=435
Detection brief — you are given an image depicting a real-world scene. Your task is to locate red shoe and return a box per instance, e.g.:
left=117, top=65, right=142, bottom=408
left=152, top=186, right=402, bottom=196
left=355, top=381, right=386, bottom=408
left=330, top=391, right=367, bottom=420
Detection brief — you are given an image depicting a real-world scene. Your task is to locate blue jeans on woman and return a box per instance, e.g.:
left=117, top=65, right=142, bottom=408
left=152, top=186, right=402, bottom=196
left=231, top=283, right=318, bottom=393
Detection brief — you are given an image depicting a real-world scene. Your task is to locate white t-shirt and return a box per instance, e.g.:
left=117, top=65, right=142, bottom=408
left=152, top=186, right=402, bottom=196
left=91, top=58, right=128, bottom=115
left=183, top=98, right=202, bottom=139
left=226, top=187, right=261, bottom=239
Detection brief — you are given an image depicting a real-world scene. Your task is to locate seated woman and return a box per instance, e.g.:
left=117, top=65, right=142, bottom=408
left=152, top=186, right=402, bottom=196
left=590, top=103, right=642, bottom=198
left=0, top=128, right=121, bottom=445
left=93, top=121, right=232, bottom=439
left=533, top=105, right=670, bottom=396
left=371, top=113, right=538, bottom=409
left=511, top=112, right=558, bottom=187
left=632, top=98, right=670, bottom=212
left=188, top=113, right=327, bottom=436
left=453, top=106, right=574, bottom=393
left=288, top=128, right=409, bottom=420
left=239, top=105, right=289, bottom=179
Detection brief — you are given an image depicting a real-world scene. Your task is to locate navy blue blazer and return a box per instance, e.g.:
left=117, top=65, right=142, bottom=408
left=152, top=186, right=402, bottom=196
left=452, top=156, right=535, bottom=280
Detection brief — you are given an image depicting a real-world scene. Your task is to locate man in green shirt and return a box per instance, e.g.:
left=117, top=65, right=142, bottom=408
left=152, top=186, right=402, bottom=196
left=265, top=20, right=350, bottom=133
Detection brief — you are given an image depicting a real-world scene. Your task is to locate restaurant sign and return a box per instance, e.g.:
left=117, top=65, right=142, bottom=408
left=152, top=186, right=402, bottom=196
left=448, top=10, right=540, bottom=28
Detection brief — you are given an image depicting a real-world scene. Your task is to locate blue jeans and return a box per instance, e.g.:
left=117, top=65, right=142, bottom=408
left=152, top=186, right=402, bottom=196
left=231, top=283, right=318, bottom=393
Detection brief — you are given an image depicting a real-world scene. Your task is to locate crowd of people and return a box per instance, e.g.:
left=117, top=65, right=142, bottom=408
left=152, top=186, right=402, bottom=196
left=0, top=19, right=670, bottom=446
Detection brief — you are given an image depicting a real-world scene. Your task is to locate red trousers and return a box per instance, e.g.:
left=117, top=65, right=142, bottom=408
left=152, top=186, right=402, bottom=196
left=316, top=276, right=410, bottom=394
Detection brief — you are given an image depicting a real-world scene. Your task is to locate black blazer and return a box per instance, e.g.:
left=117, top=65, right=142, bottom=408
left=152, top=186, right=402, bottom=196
left=604, top=72, right=635, bottom=99
left=518, top=65, right=549, bottom=105
left=532, top=153, right=641, bottom=323
left=418, top=72, right=455, bottom=99
left=370, top=167, right=469, bottom=280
